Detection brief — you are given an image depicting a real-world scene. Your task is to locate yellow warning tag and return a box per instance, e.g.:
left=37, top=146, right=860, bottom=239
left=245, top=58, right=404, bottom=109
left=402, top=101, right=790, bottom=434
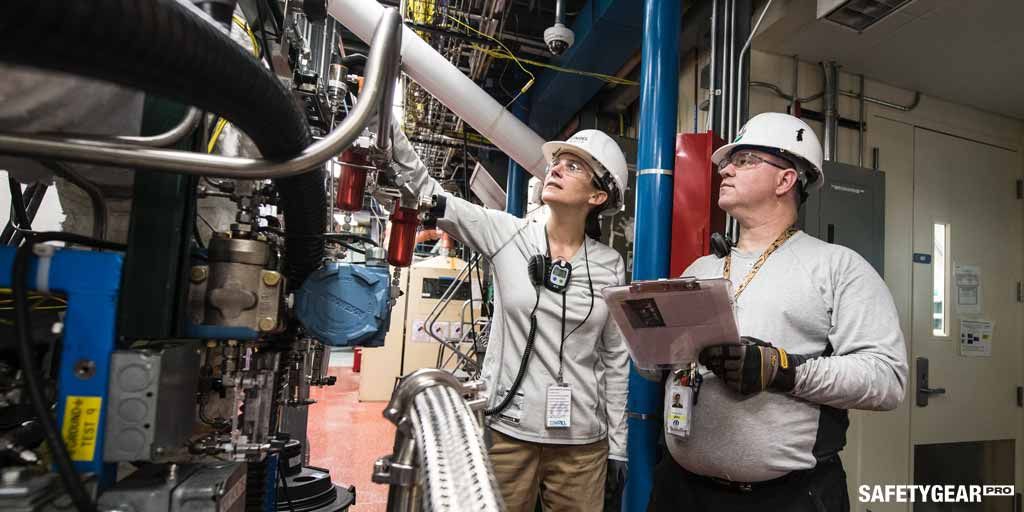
left=61, top=396, right=102, bottom=461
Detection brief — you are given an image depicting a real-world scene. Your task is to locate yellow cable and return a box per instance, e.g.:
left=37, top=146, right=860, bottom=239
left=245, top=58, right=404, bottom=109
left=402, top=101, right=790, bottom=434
left=472, top=45, right=640, bottom=86
left=444, top=14, right=535, bottom=106
left=207, top=118, right=229, bottom=153
left=232, top=16, right=260, bottom=57
left=205, top=17, right=259, bottom=156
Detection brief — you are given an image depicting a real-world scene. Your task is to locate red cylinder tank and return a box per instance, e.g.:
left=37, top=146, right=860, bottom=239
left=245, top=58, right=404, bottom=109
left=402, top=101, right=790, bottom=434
left=387, top=207, right=419, bottom=267
left=336, top=149, right=369, bottom=211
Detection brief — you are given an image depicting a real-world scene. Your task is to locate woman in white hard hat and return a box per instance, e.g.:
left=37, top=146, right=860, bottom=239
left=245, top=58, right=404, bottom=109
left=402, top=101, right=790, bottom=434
left=389, top=125, right=631, bottom=512
left=647, top=112, right=907, bottom=512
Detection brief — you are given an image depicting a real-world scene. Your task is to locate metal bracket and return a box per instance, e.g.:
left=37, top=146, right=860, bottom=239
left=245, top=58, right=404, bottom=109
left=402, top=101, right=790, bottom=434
left=372, top=455, right=417, bottom=487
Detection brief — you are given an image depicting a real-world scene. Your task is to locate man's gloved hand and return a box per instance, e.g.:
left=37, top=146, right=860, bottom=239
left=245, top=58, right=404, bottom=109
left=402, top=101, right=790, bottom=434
left=698, top=336, right=806, bottom=395
left=604, top=459, right=628, bottom=511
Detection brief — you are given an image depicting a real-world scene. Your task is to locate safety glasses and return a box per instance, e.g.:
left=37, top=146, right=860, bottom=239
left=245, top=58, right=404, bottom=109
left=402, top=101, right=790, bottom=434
left=717, top=151, right=791, bottom=173
left=547, top=156, right=603, bottom=190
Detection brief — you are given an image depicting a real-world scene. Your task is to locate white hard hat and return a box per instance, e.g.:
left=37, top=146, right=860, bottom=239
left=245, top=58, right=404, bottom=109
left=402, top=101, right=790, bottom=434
left=711, top=112, right=825, bottom=191
left=541, top=129, right=629, bottom=215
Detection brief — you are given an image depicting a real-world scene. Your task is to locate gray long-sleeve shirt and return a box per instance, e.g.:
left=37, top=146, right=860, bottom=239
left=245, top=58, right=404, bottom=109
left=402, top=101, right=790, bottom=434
left=665, top=231, right=908, bottom=482
left=390, top=124, right=630, bottom=459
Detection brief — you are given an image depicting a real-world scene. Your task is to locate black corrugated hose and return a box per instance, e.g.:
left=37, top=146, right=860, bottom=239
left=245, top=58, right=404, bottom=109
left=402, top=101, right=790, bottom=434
left=0, top=0, right=326, bottom=289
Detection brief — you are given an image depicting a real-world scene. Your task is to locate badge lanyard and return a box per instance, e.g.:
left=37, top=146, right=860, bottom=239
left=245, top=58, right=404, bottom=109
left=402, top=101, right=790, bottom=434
left=722, top=227, right=797, bottom=299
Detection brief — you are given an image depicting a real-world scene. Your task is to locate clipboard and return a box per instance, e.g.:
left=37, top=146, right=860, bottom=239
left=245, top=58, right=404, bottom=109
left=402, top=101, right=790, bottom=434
left=601, top=277, right=739, bottom=370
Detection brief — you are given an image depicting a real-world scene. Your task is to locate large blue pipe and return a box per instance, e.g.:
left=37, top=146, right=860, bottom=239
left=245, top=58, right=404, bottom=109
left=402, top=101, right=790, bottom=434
left=625, top=0, right=680, bottom=510
left=506, top=92, right=531, bottom=217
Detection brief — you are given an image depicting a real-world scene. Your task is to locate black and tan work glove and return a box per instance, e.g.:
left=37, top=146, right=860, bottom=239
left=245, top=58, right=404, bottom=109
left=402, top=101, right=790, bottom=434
left=698, top=336, right=806, bottom=395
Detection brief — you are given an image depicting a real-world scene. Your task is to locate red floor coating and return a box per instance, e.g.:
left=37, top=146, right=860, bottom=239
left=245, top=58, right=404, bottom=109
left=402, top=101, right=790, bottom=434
left=308, top=366, right=394, bottom=512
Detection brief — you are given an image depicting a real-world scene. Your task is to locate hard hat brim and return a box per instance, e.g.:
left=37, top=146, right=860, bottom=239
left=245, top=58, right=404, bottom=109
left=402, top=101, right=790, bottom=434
left=542, top=139, right=627, bottom=214
left=711, top=142, right=824, bottom=190
left=541, top=141, right=605, bottom=176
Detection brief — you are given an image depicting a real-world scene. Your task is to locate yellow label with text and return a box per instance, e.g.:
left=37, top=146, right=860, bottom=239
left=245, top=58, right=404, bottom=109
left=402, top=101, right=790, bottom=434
left=62, top=396, right=102, bottom=461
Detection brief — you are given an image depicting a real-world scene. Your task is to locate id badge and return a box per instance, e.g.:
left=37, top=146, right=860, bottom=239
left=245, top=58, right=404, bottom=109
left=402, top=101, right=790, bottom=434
left=666, top=382, right=693, bottom=438
left=545, top=384, right=572, bottom=428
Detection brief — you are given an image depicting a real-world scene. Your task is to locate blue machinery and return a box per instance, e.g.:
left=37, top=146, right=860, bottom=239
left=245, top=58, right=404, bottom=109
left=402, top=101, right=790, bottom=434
left=0, top=246, right=123, bottom=488
left=625, top=0, right=680, bottom=510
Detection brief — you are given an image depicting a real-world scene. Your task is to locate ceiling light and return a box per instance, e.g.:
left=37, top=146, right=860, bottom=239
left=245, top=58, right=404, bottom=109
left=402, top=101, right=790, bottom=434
left=817, top=0, right=915, bottom=32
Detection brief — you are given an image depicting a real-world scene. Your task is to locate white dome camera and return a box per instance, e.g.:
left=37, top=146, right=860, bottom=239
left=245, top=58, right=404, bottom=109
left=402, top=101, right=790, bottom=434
left=543, top=23, right=575, bottom=56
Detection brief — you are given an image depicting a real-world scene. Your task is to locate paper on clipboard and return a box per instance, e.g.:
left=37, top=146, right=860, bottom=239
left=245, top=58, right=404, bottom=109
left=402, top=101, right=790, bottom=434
left=601, top=277, right=739, bottom=370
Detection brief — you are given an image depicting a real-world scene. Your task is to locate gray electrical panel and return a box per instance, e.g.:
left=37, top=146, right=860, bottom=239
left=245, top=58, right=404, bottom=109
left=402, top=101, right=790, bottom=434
left=97, top=462, right=247, bottom=512
left=104, top=343, right=200, bottom=462
left=799, top=161, right=886, bottom=276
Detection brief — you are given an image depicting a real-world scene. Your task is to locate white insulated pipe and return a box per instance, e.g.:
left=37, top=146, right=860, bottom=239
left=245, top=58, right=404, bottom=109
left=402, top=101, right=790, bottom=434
left=328, top=0, right=548, bottom=179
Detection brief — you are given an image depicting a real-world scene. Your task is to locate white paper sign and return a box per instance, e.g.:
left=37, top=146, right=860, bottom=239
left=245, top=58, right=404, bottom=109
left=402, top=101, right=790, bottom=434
left=960, top=319, right=993, bottom=357
left=954, top=264, right=982, bottom=315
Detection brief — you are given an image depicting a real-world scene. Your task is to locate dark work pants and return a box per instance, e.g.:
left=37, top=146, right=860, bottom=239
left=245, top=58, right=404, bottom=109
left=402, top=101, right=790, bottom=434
left=647, top=451, right=850, bottom=512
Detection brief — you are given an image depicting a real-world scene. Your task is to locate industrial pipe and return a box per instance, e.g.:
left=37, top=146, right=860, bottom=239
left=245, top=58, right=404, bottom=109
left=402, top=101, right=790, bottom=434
left=822, top=61, right=838, bottom=161
left=327, top=0, right=548, bottom=179
left=47, top=108, right=203, bottom=148
left=115, top=108, right=202, bottom=147
left=706, top=0, right=718, bottom=132
left=790, top=55, right=799, bottom=114
left=0, top=10, right=402, bottom=179
left=377, top=369, right=499, bottom=512
left=719, top=0, right=733, bottom=137
left=858, top=74, right=865, bottom=167
left=626, top=0, right=680, bottom=509
left=506, top=93, right=531, bottom=217
left=840, top=89, right=921, bottom=111
left=733, top=0, right=775, bottom=133
left=750, top=79, right=920, bottom=112
left=748, top=81, right=824, bottom=103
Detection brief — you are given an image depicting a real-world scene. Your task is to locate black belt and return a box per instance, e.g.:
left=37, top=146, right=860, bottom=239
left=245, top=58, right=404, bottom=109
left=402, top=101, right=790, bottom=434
left=684, top=455, right=840, bottom=493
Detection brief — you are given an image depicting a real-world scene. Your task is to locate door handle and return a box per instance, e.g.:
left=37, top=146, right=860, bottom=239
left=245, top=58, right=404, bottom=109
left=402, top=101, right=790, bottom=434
left=916, top=357, right=946, bottom=407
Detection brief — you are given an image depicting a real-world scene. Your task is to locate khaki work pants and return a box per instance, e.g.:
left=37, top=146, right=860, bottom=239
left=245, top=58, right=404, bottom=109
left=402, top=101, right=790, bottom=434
left=488, top=429, right=608, bottom=512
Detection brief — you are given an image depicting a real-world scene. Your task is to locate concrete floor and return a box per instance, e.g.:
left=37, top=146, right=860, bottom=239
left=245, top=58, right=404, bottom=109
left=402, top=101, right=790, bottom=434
left=308, top=349, right=393, bottom=512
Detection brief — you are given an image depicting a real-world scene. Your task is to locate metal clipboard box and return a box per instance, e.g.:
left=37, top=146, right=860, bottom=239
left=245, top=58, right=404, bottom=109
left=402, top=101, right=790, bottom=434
left=601, top=277, right=739, bottom=370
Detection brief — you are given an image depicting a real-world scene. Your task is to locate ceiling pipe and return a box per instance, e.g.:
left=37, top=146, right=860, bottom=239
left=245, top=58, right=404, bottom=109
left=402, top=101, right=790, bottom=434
left=328, top=0, right=548, bottom=179
left=733, top=0, right=775, bottom=134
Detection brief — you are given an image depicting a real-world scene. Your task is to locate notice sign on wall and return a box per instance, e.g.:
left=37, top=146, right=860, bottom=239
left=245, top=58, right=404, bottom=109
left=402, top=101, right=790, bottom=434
left=960, top=319, right=993, bottom=357
left=954, top=264, right=982, bottom=315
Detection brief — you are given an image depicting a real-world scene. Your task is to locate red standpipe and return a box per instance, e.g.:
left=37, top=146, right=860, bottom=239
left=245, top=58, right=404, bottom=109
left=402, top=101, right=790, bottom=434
left=336, top=149, right=369, bottom=211
left=387, top=207, right=419, bottom=267
left=669, top=132, right=727, bottom=277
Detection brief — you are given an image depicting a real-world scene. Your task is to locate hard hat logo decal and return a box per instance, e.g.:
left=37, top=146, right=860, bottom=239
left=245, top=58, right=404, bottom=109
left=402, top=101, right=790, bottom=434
left=796, top=128, right=805, bottom=142
left=734, top=127, right=746, bottom=143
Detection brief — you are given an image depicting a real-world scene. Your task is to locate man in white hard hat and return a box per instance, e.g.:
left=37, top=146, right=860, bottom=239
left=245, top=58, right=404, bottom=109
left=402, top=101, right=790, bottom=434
left=391, top=125, right=631, bottom=511
left=647, top=113, right=908, bottom=511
